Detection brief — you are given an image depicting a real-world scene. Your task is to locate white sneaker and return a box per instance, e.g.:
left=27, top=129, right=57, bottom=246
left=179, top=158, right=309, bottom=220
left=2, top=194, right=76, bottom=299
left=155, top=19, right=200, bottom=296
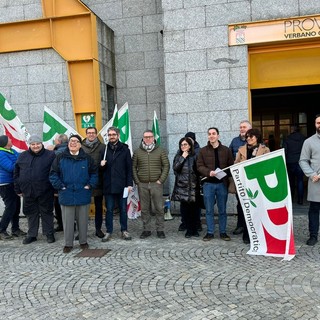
left=102, top=233, right=111, bottom=242
left=122, top=231, right=132, bottom=240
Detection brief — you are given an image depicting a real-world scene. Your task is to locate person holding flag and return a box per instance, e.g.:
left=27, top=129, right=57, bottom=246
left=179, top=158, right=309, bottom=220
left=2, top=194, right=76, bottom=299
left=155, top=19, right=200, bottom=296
left=100, top=126, right=133, bottom=242
left=234, top=128, right=270, bottom=244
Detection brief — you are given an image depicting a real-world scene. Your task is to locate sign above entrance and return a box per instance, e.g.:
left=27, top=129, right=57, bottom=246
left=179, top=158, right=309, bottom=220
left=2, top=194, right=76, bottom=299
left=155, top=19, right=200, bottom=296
left=229, top=15, right=320, bottom=46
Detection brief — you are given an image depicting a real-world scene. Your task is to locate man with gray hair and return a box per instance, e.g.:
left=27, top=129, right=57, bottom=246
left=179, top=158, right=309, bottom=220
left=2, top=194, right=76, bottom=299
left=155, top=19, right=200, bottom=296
left=229, top=120, right=252, bottom=236
left=14, top=135, right=56, bottom=244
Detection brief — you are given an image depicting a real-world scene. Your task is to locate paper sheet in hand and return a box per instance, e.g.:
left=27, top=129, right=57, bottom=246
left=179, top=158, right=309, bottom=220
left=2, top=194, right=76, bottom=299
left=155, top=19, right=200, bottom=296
left=215, top=168, right=227, bottom=180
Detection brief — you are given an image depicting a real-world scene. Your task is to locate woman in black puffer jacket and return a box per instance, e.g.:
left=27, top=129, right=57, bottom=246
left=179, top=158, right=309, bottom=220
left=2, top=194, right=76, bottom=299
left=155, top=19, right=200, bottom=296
left=172, top=137, right=199, bottom=238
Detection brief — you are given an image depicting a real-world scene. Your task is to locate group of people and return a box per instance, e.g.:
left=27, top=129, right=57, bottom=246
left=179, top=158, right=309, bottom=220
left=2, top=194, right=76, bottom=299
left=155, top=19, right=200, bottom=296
left=172, top=123, right=270, bottom=243
left=0, top=127, right=170, bottom=253
left=1, top=114, right=320, bottom=251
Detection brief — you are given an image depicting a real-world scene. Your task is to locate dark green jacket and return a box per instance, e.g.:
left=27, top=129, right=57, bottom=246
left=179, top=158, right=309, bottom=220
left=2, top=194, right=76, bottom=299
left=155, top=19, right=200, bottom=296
left=132, top=143, right=170, bottom=184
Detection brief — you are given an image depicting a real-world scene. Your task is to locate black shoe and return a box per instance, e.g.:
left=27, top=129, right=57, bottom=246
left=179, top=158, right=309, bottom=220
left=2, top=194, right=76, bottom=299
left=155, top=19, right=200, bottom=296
left=193, top=231, right=200, bottom=237
left=63, top=246, right=73, bottom=253
left=54, top=226, right=63, bottom=232
left=243, top=238, right=250, bottom=244
left=80, top=243, right=89, bottom=250
left=0, top=231, right=14, bottom=240
left=11, top=229, right=27, bottom=237
left=95, top=229, right=105, bottom=238
left=47, top=234, right=55, bottom=243
left=178, top=223, right=186, bottom=231
left=220, top=233, right=231, bottom=241
left=23, top=236, right=37, bottom=244
left=157, top=231, right=166, bottom=239
left=185, top=232, right=192, bottom=238
left=233, top=227, right=244, bottom=235
left=140, top=231, right=151, bottom=239
left=203, top=233, right=214, bottom=241
left=307, top=236, right=318, bottom=246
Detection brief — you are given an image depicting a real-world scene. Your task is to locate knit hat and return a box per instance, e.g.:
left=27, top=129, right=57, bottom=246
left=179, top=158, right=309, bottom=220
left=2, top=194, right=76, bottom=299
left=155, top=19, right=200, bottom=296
left=28, top=135, right=42, bottom=144
left=0, top=135, right=9, bottom=148
left=69, top=134, right=82, bottom=143
left=185, top=132, right=196, bottom=141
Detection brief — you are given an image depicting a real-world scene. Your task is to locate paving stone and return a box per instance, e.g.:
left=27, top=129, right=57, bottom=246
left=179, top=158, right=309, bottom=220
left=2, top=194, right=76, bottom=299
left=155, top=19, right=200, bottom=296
left=0, top=206, right=318, bottom=319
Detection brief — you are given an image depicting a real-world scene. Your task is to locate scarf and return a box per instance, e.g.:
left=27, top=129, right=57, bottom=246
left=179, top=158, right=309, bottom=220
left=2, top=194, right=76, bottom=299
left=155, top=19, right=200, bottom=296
left=142, top=141, right=155, bottom=152
left=83, top=138, right=98, bottom=148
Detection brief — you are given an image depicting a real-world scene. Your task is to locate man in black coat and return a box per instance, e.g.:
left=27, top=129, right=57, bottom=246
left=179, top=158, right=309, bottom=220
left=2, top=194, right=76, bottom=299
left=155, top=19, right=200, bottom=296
left=283, top=125, right=306, bottom=204
left=14, top=135, right=56, bottom=244
left=100, top=126, right=133, bottom=241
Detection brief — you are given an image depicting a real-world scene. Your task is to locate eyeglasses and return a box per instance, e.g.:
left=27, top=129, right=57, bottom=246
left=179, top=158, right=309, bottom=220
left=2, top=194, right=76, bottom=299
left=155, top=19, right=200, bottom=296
left=246, top=135, right=255, bottom=139
left=180, top=143, right=189, bottom=147
left=143, top=136, right=154, bottom=139
left=108, top=133, right=117, bottom=136
left=69, top=139, right=80, bottom=144
left=87, top=132, right=96, bottom=135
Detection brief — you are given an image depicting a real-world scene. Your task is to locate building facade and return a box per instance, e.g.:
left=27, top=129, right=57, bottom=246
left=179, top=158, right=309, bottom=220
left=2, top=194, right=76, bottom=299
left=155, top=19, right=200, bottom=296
left=1, top=0, right=320, bottom=196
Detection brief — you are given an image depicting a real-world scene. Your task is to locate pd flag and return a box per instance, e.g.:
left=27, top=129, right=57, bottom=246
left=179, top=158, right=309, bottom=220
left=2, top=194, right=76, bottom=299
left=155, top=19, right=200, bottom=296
left=0, top=93, right=30, bottom=152
left=43, top=106, right=82, bottom=148
left=230, top=149, right=295, bottom=260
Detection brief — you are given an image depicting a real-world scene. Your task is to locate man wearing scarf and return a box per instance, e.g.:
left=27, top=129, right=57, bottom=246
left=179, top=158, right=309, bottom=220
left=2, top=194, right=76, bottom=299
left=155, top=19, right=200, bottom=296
left=81, top=127, right=106, bottom=238
left=132, top=130, right=170, bottom=239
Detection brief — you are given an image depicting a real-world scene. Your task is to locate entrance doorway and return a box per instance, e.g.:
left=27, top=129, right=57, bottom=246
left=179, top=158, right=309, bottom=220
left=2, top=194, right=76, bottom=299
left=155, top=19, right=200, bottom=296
left=251, top=84, right=320, bottom=150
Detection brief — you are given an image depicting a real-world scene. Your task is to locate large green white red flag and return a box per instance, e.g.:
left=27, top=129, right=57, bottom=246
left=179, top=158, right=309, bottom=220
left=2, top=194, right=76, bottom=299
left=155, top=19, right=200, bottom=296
left=0, top=93, right=30, bottom=152
left=230, top=149, right=295, bottom=260
left=42, top=106, right=82, bottom=148
left=152, top=110, right=161, bottom=145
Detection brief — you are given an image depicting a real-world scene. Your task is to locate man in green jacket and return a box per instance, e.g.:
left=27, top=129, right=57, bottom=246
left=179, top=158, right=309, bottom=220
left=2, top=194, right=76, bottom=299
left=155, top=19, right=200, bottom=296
left=132, top=130, right=170, bottom=239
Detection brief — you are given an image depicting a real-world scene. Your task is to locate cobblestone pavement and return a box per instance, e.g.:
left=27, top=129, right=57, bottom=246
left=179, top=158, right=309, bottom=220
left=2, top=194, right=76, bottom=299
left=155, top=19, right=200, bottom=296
left=1, top=205, right=320, bottom=320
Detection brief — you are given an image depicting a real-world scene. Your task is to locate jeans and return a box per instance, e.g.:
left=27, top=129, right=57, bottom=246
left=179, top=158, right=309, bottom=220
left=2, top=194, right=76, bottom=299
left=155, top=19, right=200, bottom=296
left=105, top=193, right=127, bottom=234
left=308, top=201, right=320, bottom=238
left=203, top=182, right=228, bottom=234
left=0, top=183, right=21, bottom=233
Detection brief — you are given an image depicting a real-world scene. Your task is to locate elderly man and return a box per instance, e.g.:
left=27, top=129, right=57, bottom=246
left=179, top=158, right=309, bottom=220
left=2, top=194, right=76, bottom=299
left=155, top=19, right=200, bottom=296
left=50, top=134, right=98, bottom=253
left=14, top=135, right=56, bottom=244
left=229, top=120, right=252, bottom=235
left=299, top=114, right=320, bottom=246
left=132, top=130, right=170, bottom=239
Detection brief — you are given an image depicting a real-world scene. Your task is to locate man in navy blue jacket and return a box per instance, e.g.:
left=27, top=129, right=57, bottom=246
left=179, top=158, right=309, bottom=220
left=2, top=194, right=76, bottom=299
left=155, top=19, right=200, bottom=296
left=100, top=126, right=133, bottom=242
left=14, top=135, right=56, bottom=244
